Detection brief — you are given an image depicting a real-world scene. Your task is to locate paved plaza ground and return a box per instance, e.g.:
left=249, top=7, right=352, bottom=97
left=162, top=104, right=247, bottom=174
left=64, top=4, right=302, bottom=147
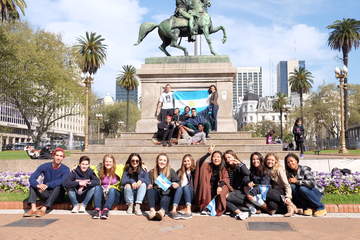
left=0, top=212, right=359, bottom=240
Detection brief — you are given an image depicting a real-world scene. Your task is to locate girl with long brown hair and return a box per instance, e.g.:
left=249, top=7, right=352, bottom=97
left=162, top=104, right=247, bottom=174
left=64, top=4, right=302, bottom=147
left=91, top=154, right=124, bottom=219
left=146, top=153, right=179, bottom=221
left=170, top=154, right=196, bottom=220
left=122, top=153, right=150, bottom=216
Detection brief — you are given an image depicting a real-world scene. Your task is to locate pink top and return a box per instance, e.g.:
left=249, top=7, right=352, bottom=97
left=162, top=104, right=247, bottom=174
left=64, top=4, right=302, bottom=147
left=101, top=175, right=119, bottom=187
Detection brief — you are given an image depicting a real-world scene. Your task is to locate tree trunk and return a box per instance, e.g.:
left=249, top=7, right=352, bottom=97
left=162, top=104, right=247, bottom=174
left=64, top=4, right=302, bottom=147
left=280, top=109, right=283, bottom=140
left=342, top=48, right=349, bottom=140
left=126, top=90, right=130, bottom=132
left=300, top=90, right=304, bottom=121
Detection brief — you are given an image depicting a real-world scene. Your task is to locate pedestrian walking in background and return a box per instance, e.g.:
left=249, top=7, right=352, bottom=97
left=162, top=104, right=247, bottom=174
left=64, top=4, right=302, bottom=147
left=293, top=118, right=305, bottom=158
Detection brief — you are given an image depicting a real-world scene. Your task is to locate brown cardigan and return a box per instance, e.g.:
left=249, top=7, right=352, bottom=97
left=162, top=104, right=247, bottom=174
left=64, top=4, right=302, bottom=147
left=194, top=153, right=233, bottom=216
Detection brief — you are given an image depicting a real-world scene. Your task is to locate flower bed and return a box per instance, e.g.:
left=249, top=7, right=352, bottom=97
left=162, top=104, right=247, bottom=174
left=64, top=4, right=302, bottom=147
left=1, top=171, right=360, bottom=195
left=0, top=172, right=31, bottom=193
left=315, top=170, right=360, bottom=194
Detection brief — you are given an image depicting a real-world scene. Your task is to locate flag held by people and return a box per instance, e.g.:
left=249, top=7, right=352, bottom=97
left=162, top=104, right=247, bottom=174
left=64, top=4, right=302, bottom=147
left=173, top=90, right=209, bottom=113
left=205, top=198, right=217, bottom=216
left=155, top=174, right=172, bottom=191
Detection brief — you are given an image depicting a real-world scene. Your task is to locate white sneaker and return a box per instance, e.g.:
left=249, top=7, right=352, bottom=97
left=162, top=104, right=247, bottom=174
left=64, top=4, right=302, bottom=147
left=78, top=204, right=86, bottom=213
left=235, top=212, right=249, bottom=220
left=71, top=204, right=79, bottom=213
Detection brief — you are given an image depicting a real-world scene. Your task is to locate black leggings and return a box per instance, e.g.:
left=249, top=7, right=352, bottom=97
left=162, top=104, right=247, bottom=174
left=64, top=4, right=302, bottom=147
left=266, top=188, right=286, bottom=212
left=226, top=190, right=247, bottom=212
left=296, top=141, right=305, bottom=154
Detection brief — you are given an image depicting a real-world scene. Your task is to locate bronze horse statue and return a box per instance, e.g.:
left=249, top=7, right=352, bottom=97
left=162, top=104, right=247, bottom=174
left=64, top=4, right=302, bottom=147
left=134, top=0, right=227, bottom=56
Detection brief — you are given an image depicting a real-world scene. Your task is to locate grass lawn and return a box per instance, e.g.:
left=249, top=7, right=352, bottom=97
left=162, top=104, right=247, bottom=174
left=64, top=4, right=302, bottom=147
left=305, top=149, right=360, bottom=155
left=0, top=151, right=29, bottom=160
left=0, top=192, right=28, bottom=201
left=0, top=150, right=72, bottom=160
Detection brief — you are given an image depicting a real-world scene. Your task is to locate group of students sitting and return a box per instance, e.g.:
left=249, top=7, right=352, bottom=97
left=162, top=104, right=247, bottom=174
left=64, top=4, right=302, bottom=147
left=23, top=146, right=326, bottom=220
left=155, top=106, right=211, bottom=147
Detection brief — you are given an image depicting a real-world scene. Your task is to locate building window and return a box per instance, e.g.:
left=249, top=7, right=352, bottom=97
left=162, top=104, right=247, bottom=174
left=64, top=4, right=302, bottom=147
left=250, top=116, right=253, bottom=121
left=272, top=116, right=275, bottom=121
left=262, top=116, right=265, bottom=121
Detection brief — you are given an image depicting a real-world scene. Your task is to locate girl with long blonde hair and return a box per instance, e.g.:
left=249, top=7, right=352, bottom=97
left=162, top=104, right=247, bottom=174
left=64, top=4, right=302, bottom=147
left=146, top=153, right=179, bottom=221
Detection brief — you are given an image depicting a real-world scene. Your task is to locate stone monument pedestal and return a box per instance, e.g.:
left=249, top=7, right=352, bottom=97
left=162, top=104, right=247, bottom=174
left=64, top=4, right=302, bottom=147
left=135, top=55, right=237, bottom=133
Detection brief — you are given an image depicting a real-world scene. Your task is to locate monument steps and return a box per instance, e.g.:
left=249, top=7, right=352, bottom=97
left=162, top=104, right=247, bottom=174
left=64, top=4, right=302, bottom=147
left=116, top=132, right=253, bottom=139
left=87, top=144, right=282, bottom=153
left=103, top=138, right=265, bottom=146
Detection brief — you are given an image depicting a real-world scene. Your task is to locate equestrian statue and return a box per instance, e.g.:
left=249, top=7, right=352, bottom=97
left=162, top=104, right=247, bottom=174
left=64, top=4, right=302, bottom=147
left=134, top=0, right=227, bottom=56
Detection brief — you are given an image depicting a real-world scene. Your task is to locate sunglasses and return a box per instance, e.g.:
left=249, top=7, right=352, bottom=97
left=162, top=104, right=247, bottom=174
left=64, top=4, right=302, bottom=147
left=131, top=159, right=139, bottom=163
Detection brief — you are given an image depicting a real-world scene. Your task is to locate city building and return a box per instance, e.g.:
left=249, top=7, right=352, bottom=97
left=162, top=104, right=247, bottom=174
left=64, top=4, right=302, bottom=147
left=235, top=93, right=289, bottom=130
left=277, top=60, right=305, bottom=96
left=115, top=84, right=138, bottom=103
left=0, top=100, right=84, bottom=150
left=233, top=67, right=263, bottom=111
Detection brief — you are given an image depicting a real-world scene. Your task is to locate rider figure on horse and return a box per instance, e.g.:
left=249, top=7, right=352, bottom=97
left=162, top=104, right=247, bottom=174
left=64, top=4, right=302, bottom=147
left=174, top=0, right=197, bottom=41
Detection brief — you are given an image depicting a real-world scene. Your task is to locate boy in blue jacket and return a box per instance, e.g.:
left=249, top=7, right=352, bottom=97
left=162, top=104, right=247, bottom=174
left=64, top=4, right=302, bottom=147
left=24, top=147, right=70, bottom=217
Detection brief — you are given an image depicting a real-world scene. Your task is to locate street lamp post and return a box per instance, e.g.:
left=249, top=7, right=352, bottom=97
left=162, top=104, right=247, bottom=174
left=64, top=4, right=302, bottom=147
left=95, top=113, right=103, bottom=144
left=82, top=73, right=93, bottom=151
left=335, top=66, right=348, bottom=154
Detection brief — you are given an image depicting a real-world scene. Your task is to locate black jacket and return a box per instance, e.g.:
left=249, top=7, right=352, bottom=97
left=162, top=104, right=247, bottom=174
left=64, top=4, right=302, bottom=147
left=149, top=168, right=180, bottom=195
left=64, top=166, right=100, bottom=190
left=226, top=163, right=251, bottom=190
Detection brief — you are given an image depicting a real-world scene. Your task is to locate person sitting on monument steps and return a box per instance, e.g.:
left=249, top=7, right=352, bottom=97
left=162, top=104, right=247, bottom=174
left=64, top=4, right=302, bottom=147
left=177, top=123, right=207, bottom=145
left=194, top=146, right=232, bottom=216
left=156, top=115, right=176, bottom=147
left=171, top=108, right=181, bottom=138
left=284, top=153, right=327, bottom=217
left=223, top=150, right=251, bottom=220
left=263, top=153, right=299, bottom=217
left=170, top=154, right=196, bottom=220
left=64, top=156, right=99, bottom=214
left=24, top=147, right=70, bottom=217
left=122, top=153, right=150, bottom=216
left=179, top=106, right=191, bottom=121
left=147, top=153, right=180, bottom=221
left=91, top=154, right=124, bottom=220
left=183, top=108, right=211, bottom=138
left=155, top=84, right=174, bottom=122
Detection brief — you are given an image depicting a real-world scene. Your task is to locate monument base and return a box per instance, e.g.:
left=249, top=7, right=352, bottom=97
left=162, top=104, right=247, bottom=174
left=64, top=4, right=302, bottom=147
left=135, top=55, right=237, bottom=133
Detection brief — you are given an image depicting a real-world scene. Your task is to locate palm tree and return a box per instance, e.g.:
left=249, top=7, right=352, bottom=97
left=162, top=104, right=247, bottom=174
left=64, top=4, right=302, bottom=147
left=116, top=65, right=138, bottom=132
left=76, top=32, right=107, bottom=150
left=327, top=18, right=360, bottom=136
left=0, top=0, right=27, bottom=22
left=289, top=67, right=313, bottom=120
left=272, top=92, right=287, bottom=140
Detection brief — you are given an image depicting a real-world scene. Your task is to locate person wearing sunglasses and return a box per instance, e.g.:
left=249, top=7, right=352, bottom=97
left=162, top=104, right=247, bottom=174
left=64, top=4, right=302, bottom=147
left=122, top=153, right=150, bottom=215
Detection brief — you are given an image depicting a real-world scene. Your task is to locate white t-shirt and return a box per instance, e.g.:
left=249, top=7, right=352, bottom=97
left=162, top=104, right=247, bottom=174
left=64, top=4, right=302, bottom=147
left=159, top=92, right=174, bottom=110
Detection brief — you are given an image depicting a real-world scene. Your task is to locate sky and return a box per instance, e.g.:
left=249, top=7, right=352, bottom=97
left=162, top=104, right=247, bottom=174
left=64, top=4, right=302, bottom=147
left=24, top=0, right=360, bottom=98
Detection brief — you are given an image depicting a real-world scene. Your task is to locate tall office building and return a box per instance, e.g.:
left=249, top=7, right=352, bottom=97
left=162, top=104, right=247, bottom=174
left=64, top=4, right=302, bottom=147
left=233, top=67, right=263, bottom=110
left=277, top=60, right=305, bottom=96
left=115, top=85, right=138, bottom=103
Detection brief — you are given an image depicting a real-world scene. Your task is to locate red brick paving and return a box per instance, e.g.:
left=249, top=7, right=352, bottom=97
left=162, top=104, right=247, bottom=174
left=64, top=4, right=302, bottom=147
left=0, top=215, right=359, bottom=240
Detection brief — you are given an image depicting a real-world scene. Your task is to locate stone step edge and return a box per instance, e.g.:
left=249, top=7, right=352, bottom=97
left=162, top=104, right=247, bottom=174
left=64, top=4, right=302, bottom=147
left=0, top=202, right=359, bottom=213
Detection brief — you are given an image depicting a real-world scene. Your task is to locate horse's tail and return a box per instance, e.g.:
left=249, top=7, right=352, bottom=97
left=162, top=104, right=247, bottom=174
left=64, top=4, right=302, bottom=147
left=134, top=22, right=158, bottom=46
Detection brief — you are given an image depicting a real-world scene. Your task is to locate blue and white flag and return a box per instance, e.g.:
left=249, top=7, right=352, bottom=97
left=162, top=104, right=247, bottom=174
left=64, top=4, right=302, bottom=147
left=205, top=198, right=217, bottom=216
left=155, top=174, right=172, bottom=191
left=173, top=90, right=209, bottom=113
left=259, top=185, right=270, bottom=200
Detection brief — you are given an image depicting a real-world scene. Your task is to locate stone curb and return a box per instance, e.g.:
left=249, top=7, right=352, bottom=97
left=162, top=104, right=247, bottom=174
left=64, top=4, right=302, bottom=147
left=0, top=202, right=359, bottom=213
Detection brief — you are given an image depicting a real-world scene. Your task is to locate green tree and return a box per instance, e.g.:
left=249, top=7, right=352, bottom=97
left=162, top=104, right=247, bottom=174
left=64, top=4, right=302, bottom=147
left=289, top=67, right=313, bottom=120
left=116, top=65, right=139, bottom=132
left=272, top=92, right=288, bottom=140
left=0, top=23, right=84, bottom=147
left=0, top=0, right=26, bottom=22
left=327, top=18, right=360, bottom=135
left=76, top=32, right=107, bottom=150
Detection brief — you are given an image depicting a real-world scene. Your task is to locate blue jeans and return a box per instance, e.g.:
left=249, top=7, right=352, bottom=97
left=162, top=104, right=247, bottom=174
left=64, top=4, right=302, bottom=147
left=146, top=188, right=171, bottom=210
left=291, top=184, right=324, bottom=210
left=209, top=104, right=218, bottom=131
left=124, top=183, right=147, bottom=204
left=93, top=185, right=120, bottom=210
left=68, top=187, right=95, bottom=206
left=173, top=185, right=193, bottom=206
